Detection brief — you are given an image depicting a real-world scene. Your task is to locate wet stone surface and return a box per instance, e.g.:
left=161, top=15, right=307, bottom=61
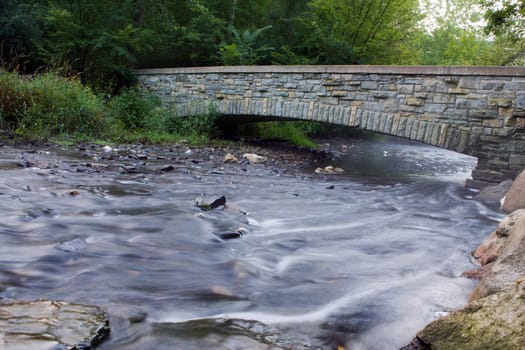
left=0, top=300, right=109, bottom=350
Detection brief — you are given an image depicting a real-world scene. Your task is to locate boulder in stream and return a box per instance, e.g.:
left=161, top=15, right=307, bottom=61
left=0, top=300, right=109, bottom=350
left=195, top=195, right=227, bottom=211
left=152, top=318, right=312, bottom=350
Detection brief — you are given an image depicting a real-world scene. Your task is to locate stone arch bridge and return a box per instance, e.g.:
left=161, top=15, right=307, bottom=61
left=136, top=65, right=525, bottom=188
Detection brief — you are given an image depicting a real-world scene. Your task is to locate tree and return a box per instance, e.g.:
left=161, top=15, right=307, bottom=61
left=482, top=0, right=525, bottom=65
left=0, top=0, right=45, bottom=71
left=219, top=25, right=273, bottom=65
left=36, top=0, right=156, bottom=90
left=416, top=0, right=501, bottom=65
left=303, top=0, right=422, bottom=64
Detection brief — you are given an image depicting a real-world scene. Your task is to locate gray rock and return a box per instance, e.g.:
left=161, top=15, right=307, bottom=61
left=55, top=238, right=88, bottom=252
left=152, top=318, right=313, bottom=350
left=0, top=300, right=109, bottom=350
left=503, top=170, right=525, bottom=213
left=195, top=195, right=227, bottom=211
left=474, top=179, right=513, bottom=210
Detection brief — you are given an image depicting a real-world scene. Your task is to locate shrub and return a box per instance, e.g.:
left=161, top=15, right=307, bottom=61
left=0, top=70, right=105, bottom=136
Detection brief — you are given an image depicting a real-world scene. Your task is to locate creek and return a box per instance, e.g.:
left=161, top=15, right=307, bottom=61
left=0, top=136, right=500, bottom=350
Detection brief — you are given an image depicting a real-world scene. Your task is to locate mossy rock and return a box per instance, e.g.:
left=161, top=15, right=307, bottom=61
left=418, top=289, right=525, bottom=350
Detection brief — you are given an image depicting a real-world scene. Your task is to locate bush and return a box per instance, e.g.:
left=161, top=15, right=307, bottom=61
left=0, top=70, right=221, bottom=144
left=108, top=88, right=161, bottom=130
left=0, top=70, right=105, bottom=136
left=239, top=121, right=318, bottom=149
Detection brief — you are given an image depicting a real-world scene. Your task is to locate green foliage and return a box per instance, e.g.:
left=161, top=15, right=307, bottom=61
left=219, top=25, right=273, bottom=65
left=37, top=1, right=155, bottom=91
left=0, top=70, right=222, bottom=144
left=240, top=121, right=318, bottom=149
left=482, top=0, right=525, bottom=65
left=416, top=25, right=500, bottom=65
left=0, top=1, right=44, bottom=72
left=305, top=0, right=422, bottom=64
left=108, top=88, right=161, bottom=130
left=0, top=71, right=105, bottom=136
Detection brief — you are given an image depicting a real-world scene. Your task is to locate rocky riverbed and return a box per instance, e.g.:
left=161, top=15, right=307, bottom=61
left=0, top=136, right=508, bottom=350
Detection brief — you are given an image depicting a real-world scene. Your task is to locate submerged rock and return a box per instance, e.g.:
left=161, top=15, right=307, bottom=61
left=55, top=238, right=88, bottom=252
left=152, top=318, right=312, bottom=350
left=0, top=300, right=109, bottom=350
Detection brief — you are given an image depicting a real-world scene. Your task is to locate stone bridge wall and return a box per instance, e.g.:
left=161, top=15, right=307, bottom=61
left=136, top=66, right=525, bottom=188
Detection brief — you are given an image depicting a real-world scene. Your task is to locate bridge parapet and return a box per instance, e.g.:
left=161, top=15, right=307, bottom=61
left=136, top=66, right=525, bottom=188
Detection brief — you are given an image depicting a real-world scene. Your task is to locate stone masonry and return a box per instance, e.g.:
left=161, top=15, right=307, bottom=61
left=136, top=65, right=525, bottom=188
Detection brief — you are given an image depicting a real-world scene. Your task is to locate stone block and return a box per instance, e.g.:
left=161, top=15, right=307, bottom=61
left=504, top=80, right=525, bottom=90
left=361, top=81, right=378, bottom=90
left=371, top=91, right=397, bottom=99
left=482, top=119, right=503, bottom=128
left=423, top=103, right=447, bottom=113
left=317, top=96, right=337, bottom=105
left=398, top=84, right=415, bottom=94
left=416, top=121, right=428, bottom=141
left=510, top=154, right=525, bottom=167
left=468, top=109, right=498, bottom=119
left=489, top=97, right=513, bottom=108
left=448, top=88, right=470, bottom=95
left=406, top=97, right=425, bottom=106
left=493, top=128, right=513, bottom=137
left=405, top=118, right=414, bottom=138
left=438, top=124, right=449, bottom=147
left=515, top=92, right=525, bottom=111
left=456, top=97, right=488, bottom=109
left=458, top=76, right=482, bottom=89
left=480, top=80, right=506, bottom=90
left=332, top=90, right=347, bottom=97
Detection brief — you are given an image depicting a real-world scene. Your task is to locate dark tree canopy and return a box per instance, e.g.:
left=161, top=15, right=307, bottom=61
left=0, top=0, right=512, bottom=91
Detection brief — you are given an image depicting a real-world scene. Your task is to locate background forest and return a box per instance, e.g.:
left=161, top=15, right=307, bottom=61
left=2, top=0, right=525, bottom=89
left=0, top=0, right=524, bottom=141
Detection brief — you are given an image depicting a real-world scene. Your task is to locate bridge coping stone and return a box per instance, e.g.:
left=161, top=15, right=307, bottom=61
left=136, top=65, right=525, bottom=77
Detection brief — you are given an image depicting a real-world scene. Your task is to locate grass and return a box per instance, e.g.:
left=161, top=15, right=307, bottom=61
left=248, top=121, right=318, bottom=149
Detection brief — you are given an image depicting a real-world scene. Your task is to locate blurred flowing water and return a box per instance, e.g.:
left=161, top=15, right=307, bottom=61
left=0, top=137, right=500, bottom=350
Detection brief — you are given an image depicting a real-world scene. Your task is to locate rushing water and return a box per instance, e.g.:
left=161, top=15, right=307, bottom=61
left=0, top=137, right=501, bottom=350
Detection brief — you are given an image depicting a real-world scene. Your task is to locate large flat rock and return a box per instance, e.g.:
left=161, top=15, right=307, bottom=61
left=0, top=300, right=109, bottom=350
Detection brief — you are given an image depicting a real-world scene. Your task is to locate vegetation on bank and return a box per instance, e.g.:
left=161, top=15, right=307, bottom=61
left=0, top=70, right=221, bottom=145
left=0, top=70, right=321, bottom=147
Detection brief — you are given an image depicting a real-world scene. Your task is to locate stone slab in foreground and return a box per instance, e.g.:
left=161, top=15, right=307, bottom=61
left=0, top=300, right=109, bottom=350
